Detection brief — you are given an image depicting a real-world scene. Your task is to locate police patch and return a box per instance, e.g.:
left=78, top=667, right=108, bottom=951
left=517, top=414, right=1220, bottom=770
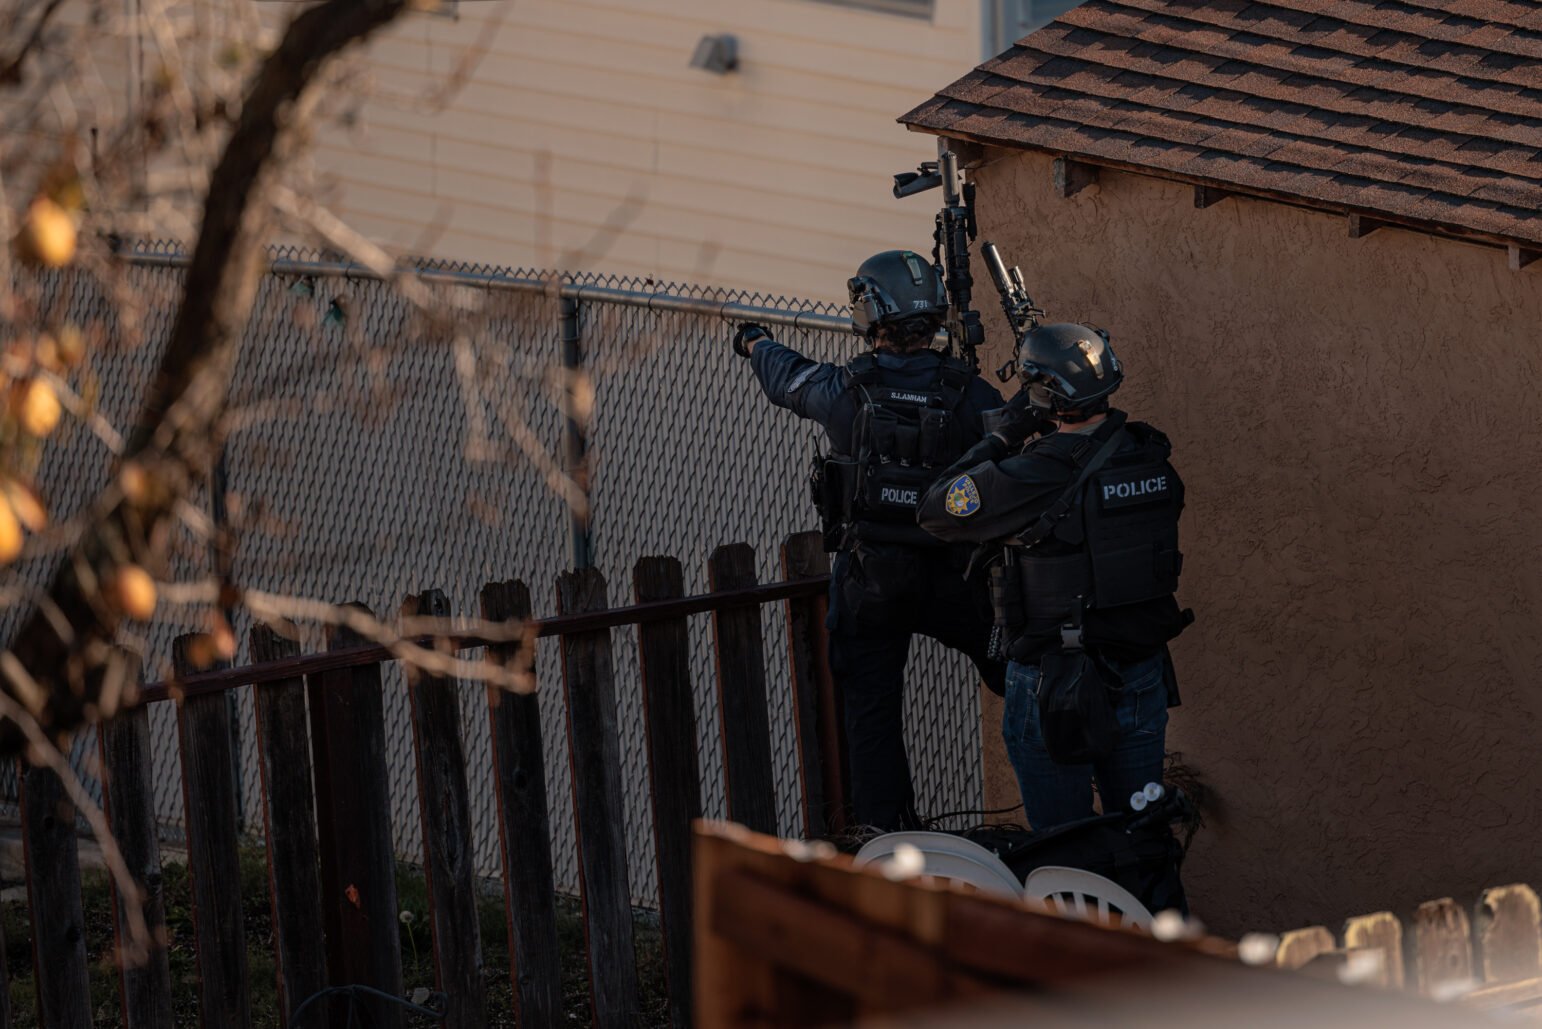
left=944, top=475, right=981, bottom=517
left=1097, top=469, right=1172, bottom=510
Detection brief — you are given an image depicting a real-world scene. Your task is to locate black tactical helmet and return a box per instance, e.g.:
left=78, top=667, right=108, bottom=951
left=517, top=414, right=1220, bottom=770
left=1017, top=322, right=1123, bottom=416
left=847, top=249, right=947, bottom=339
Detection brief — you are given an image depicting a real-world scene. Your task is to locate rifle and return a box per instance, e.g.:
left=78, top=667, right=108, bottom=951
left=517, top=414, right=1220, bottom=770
left=893, top=149, right=984, bottom=370
left=981, top=240, right=1044, bottom=382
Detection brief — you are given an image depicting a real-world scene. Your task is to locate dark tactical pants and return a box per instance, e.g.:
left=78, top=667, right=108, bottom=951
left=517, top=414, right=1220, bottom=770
left=828, top=541, right=1006, bottom=832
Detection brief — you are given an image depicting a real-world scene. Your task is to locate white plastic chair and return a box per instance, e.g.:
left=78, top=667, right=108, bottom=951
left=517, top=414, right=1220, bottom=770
left=852, top=831, right=1026, bottom=899
left=1022, top=865, right=1154, bottom=931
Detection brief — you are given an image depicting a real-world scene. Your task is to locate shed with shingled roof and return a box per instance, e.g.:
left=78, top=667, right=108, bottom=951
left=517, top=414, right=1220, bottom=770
left=896, top=0, right=1542, bottom=937
left=904, top=0, right=1542, bottom=266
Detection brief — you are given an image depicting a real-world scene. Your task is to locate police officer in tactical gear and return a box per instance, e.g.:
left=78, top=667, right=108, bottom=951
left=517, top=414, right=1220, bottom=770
left=917, top=323, right=1192, bottom=830
left=735, top=249, right=1007, bottom=832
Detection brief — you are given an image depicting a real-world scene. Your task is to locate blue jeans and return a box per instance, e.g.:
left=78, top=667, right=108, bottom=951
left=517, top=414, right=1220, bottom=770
left=1003, top=652, right=1168, bottom=831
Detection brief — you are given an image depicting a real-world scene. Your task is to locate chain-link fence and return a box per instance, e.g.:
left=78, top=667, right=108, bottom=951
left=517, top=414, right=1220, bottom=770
left=5, top=243, right=984, bottom=906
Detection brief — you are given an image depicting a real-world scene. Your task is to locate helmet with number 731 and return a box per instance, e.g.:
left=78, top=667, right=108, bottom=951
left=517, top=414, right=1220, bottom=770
left=846, top=250, right=948, bottom=340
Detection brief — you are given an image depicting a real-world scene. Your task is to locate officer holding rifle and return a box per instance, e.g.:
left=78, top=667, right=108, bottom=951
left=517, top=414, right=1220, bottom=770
left=916, top=321, right=1193, bottom=830
left=732, top=243, right=1005, bottom=833
left=889, top=149, right=1194, bottom=832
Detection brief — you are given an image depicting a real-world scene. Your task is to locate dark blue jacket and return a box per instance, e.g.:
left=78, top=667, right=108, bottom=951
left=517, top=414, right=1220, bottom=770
left=749, top=338, right=1004, bottom=453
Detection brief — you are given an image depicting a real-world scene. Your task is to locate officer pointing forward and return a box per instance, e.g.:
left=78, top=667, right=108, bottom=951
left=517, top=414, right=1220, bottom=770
left=735, top=249, right=1006, bottom=832
left=918, top=324, right=1193, bottom=830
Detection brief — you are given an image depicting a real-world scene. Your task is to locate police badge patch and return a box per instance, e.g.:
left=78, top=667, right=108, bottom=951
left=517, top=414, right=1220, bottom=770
left=944, top=475, right=981, bottom=517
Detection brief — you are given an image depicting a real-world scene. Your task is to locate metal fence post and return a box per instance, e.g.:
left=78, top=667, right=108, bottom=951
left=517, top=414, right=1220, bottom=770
left=209, top=446, right=245, bottom=831
left=561, top=295, right=593, bottom=569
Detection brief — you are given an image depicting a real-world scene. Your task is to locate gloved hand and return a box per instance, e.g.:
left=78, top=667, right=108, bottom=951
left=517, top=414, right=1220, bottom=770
left=985, top=390, right=1052, bottom=446
left=733, top=322, right=771, bottom=358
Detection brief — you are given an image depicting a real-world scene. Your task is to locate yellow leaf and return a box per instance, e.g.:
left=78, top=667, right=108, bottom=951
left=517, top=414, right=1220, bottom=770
left=209, top=614, right=236, bottom=660
left=109, top=565, right=157, bottom=620
left=55, top=325, right=86, bottom=369
left=0, top=501, right=21, bottom=564
left=12, top=379, right=60, bottom=437
left=34, top=333, right=62, bottom=373
left=182, top=634, right=218, bottom=670
left=2, top=481, right=46, bottom=532
left=14, top=197, right=77, bottom=268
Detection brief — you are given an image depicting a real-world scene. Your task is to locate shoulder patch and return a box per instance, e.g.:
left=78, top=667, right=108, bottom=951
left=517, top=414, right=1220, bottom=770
left=944, top=475, right=981, bottom=517
left=786, top=366, right=819, bottom=394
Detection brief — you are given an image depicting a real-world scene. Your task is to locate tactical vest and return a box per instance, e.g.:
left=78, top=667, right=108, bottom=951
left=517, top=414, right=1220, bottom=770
left=817, top=353, right=975, bottom=547
left=1008, top=420, right=1185, bottom=655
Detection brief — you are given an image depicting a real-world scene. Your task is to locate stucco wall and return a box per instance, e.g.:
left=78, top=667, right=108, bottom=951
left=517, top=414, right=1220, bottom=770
left=967, top=147, right=1542, bottom=936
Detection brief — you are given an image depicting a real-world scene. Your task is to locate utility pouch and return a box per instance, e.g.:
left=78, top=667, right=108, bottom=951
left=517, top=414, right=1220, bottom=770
left=988, top=550, right=1024, bottom=630
left=918, top=409, right=950, bottom=467
left=870, top=410, right=899, bottom=461
left=1019, top=552, right=1090, bottom=638
left=807, top=445, right=824, bottom=511
left=816, top=456, right=860, bottom=550
left=1036, top=650, right=1120, bottom=766
left=808, top=451, right=833, bottom=552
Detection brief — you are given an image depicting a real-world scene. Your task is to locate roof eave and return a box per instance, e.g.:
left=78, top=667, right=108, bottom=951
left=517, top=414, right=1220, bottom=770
left=899, top=119, right=1542, bottom=264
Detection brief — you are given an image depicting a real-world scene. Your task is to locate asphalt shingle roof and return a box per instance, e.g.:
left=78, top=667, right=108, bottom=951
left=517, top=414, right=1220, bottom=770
left=899, top=0, right=1542, bottom=249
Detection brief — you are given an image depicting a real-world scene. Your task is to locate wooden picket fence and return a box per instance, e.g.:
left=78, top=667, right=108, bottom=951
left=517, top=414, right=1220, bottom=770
left=11, top=532, right=844, bottom=1029
left=693, top=823, right=1481, bottom=1027
left=1277, top=884, right=1542, bottom=1017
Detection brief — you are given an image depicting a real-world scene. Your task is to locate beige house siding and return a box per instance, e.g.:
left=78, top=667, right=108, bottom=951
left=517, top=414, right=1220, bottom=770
left=310, top=0, right=984, bottom=302
left=967, top=147, right=1542, bottom=937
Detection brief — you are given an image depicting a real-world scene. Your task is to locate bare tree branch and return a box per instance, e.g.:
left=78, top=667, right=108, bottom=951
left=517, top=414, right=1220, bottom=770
left=0, top=0, right=67, bottom=88
left=2, top=0, right=413, bottom=751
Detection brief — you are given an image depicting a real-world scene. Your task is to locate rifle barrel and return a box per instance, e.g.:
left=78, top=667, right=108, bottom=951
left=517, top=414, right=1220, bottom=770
left=983, top=241, right=1013, bottom=292
left=940, top=150, right=962, bottom=206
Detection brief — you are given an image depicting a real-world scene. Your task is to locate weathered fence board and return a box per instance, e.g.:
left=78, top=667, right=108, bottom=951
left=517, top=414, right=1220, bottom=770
left=250, top=625, right=326, bottom=1026
left=779, top=531, right=844, bottom=837
left=1286, top=883, right=1542, bottom=1018
left=697, top=823, right=1486, bottom=1028
left=707, top=543, right=778, bottom=835
left=1477, top=884, right=1542, bottom=985
left=18, top=759, right=91, bottom=1029
left=635, top=555, right=700, bottom=1029
left=405, top=590, right=488, bottom=1029
left=1277, top=926, right=1336, bottom=971
left=308, top=609, right=404, bottom=1029
left=98, top=693, right=175, bottom=1029
left=480, top=579, right=563, bottom=1026
left=173, top=636, right=252, bottom=1029
left=0, top=911, right=9, bottom=1029
left=1413, top=898, right=1474, bottom=997
left=1464, top=975, right=1542, bottom=1011
left=557, top=568, right=641, bottom=1026
left=1343, top=911, right=1404, bottom=989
